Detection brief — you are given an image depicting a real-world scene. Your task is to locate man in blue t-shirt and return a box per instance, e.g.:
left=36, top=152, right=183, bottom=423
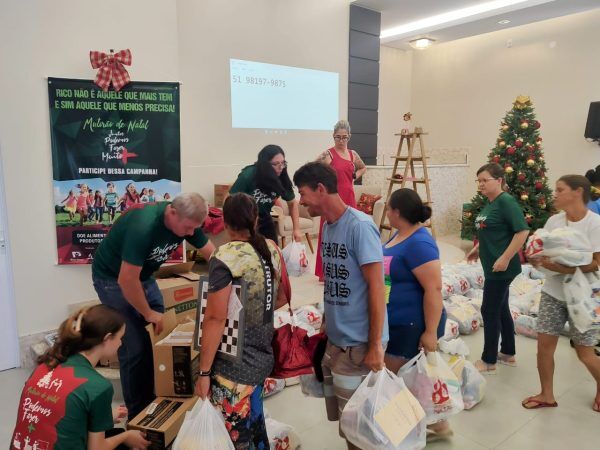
left=294, top=162, right=388, bottom=449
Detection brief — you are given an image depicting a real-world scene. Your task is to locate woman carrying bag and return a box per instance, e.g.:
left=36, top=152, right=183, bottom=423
left=195, top=193, right=288, bottom=449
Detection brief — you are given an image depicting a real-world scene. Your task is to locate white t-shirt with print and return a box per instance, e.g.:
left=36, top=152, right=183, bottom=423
left=541, top=210, right=600, bottom=300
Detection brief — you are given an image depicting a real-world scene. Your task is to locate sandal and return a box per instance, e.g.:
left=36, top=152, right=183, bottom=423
left=521, top=396, right=558, bottom=409
left=497, top=352, right=517, bottom=367
left=426, top=428, right=454, bottom=443
left=474, top=360, right=497, bottom=375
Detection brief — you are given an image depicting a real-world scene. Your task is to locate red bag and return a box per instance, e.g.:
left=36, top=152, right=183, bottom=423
left=270, top=245, right=324, bottom=378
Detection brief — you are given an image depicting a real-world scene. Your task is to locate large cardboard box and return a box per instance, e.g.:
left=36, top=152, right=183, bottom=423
left=149, top=309, right=199, bottom=397
left=155, top=262, right=203, bottom=325
left=128, top=396, right=198, bottom=449
left=214, top=183, right=232, bottom=208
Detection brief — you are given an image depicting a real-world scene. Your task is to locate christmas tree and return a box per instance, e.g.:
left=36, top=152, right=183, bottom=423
left=461, top=95, right=553, bottom=240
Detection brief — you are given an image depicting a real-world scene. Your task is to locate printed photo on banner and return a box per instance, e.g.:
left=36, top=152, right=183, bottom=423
left=48, top=77, right=181, bottom=265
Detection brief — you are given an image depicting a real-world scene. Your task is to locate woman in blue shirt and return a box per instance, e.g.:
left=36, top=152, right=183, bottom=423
left=382, top=188, right=450, bottom=442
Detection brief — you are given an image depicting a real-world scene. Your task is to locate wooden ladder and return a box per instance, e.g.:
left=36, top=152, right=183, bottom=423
left=379, top=131, right=435, bottom=237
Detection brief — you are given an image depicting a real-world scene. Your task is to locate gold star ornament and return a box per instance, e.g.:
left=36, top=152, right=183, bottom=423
left=513, top=95, right=532, bottom=110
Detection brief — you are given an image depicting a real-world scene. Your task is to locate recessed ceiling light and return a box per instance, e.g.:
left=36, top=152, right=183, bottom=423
left=409, top=38, right=436, bottom=50
left=381, top=0, right=546, bottom=40
left=498, top=19, right=511, bottom=24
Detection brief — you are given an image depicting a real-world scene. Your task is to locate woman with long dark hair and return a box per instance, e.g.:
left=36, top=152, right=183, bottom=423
left=229, top=145, right=301, bottom=243
left=10, top=305, right=149, bottom=450
left=195, top=193, right=288, bottom=449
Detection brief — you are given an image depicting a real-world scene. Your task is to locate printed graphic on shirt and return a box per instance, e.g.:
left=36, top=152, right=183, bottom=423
left=383, top=256, right=393, bottom=304
left=147, top=242, right=181, bottom=264
left=251, top=188, right=277, bottom=205
left=11, top=365, right=87, bottom=450
left=323, top=242, right=351, bottom=303
left=475, top=215, right=487, bottom=230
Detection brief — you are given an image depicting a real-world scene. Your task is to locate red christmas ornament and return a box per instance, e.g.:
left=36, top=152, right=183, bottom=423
left=536, top=137, right=543, bottom=142
left=507, top=146, right=516, bottom=155
left=493, top=155, right=501, bottom=163
left=515, top=139, right=523, bottom=148
left=526, top=144, right=534, bottom=151
left=518, top=172, right=526, bottom=182
left=534, top=121, right=541, bottom=129
left=535, top=181, right=543, bottom=190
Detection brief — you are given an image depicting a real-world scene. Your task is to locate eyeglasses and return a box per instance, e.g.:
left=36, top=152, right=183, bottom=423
left=476, top=178, right=498, bottom=185
left=333, top=135, right=350, bottom=141
left=271, top=161, right=288, bottom=169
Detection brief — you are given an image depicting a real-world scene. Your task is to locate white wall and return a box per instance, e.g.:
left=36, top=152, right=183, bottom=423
left=377, top=46, right=412, bottom=165
left=0, top=0, right=180, bottom=336
left=0, top=0, right=350, bottom=337
left=409, top=9, right=600, bottom=198
left=176, top=0, right=349, bottom=198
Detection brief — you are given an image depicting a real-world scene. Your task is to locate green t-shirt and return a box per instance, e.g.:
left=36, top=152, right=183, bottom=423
left=92, top=202, right=208, bottom=281
left=229, top=165, right=295, bottom=216
left=475, top=192, right=528, bottom=280
left=11, top=354, right=114, bottom=450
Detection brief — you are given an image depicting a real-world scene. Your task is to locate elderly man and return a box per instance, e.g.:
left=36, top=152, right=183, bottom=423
left=92, top=192, right=215, bottom=418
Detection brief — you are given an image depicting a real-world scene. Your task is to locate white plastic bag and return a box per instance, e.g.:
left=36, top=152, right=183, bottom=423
left=460, top=360, right=486, bottom=410
left=526, top=227, right=593, bottom=267
left=299, top=373, right=324, bottom=398
left=440, top=318, right=459, bottom=341
left=172, top=399, right=234, bottom=450
left=563, top=268, right=600, bottom=333
left=266, top=417, right=301, bottom=450
left=444, top=299, right=481, bottom=335
left=438, top=337, right=470, bottom=357
left=341, top=369, right=426, bottom=450
left=441, top=356, right=486, bottom=410
left=263, top=377, right=285, bottom=398
left=399, top=351, right=464, bottom=424
left=281, top=242, right=310, bottom=277
left=514, top=315, right=538, bottom=339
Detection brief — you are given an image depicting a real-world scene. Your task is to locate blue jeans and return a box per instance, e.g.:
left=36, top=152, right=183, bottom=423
left=481, top=278, right=515, bottom=364
left=93, top=276, right=164, bottom=419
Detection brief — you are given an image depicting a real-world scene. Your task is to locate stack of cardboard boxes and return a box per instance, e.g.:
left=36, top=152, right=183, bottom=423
left=125, top=262, right=205, bottom=449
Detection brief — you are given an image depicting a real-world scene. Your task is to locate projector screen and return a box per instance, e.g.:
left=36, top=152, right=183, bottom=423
left=230, top=59, right=339, bottom=130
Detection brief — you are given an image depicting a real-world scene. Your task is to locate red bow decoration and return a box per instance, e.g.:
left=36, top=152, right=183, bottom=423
left=89, top=49, right=132, bottom=92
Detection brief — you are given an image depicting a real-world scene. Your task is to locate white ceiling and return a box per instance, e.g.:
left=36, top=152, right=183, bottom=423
left=353, top=0, right=600, bottom=49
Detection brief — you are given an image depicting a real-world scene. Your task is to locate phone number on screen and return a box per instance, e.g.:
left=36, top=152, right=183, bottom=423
left=232, top=75, right=286, bottom=87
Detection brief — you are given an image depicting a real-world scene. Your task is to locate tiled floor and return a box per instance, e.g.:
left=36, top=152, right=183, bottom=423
left=2, top=236, right=599, bottom=449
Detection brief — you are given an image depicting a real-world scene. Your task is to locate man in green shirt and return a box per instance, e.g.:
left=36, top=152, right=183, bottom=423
left=92, top=192, right=215, bottom=418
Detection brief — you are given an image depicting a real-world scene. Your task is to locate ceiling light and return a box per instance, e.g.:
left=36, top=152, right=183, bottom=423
left=409, top=38, right=435, bottom=50
left=381, top=0, right=550, bottom=39
left=498, top=19, right=511, bottom=24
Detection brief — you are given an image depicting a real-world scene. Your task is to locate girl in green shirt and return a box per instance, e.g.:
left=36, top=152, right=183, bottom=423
left=11, top=305, right=149, bottom=450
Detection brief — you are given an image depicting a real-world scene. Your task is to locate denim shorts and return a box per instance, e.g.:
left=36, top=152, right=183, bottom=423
left=386, top=309, right=447, bottom=359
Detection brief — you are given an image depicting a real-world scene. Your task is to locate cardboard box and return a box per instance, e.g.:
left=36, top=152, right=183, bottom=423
left=155, top=262, right=204, bottom=325
left=149, top=309, right=199, bottom=397
left=128, top=396, right=198, bottom=449
left=214, top=183, right=232, bottom=208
